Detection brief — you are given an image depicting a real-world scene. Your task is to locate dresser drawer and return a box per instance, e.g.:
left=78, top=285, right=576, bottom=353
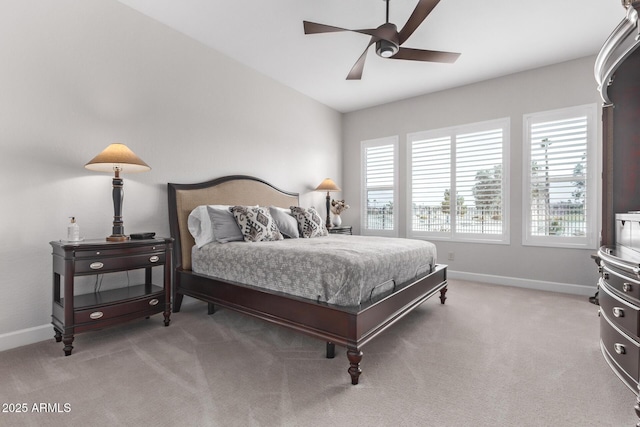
left=602, top=264, right=640, bottom=301
left=600, top=312, right=640, bottom=381
left=75, top=293, right=165, bottom=325
left=600, top=281, right=640, bottom=337
left=74, top=252, right=166, bottom=274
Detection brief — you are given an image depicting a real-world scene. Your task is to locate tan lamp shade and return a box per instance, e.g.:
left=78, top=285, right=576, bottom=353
left=315, top=178, right=340, bottom=229
left=85, top=143, right=150, bottom=174
left=315, top=178, right=341, bottom=192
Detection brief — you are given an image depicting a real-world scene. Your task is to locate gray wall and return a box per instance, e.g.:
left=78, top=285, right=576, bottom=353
left=0, top=0, right=604, bottom=351
left=0, top=0, right=342, bottom=349
left=341, top=56, right=602, bottom=294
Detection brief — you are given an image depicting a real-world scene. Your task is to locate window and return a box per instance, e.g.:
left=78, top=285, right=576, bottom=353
left=361, top=136, right=398, bottom=236
left=523, top=104, right=597, bottom=248
left=408, top=118, right=510, bottom=243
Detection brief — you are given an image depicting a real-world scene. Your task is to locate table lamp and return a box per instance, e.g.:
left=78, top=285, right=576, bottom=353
left=315, top=178, right=341, bottom=228
left=85, top=143, right=150, bottom=241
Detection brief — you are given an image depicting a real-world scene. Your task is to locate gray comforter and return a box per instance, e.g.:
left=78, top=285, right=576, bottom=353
left=191, top=234, right=437, bottom=307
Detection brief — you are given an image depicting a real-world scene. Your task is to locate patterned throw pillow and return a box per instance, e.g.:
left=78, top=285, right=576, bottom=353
left=289, top=206, right=328, bottom=238
left=230, top=206, right=283, bottom=242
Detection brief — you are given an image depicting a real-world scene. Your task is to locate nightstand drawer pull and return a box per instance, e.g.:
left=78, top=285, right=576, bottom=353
left=89, top=311, right=104, bottom=320
left=149, top=256, right=159, bottom=263
left=614, top=343, right=626, bottom=355
left=90, top=262, right=104, bottom=270
left=623, top=283, right=633, bottom=292
left=613, top=307, right=625, bottom=318
left=149, top=299, right=159, bottom=306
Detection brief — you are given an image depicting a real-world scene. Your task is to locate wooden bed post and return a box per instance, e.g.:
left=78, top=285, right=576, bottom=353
left=173, top=293, right=184, bottom=312
left=439, top=286, right=447, bottom=304
left=347, top=348, right=363, bottom=385
left=326, top=342, right=335, bottom=358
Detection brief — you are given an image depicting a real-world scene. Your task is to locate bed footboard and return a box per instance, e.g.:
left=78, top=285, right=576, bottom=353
left=172, top=264, right=447, bottom=385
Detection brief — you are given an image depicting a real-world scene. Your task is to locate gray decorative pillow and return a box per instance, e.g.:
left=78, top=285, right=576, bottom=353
left=207, top=205, right=244, bottom=243
left=230, top=206, right=283, bottom=242
left=269, top=206, right=299, bottom=238
left=289, top=206, right=328, bottom=238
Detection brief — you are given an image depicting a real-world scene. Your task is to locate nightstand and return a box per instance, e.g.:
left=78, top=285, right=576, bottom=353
left=50, top=238, right=172, bottom=356
left=328, top=226, right=352, bottom=235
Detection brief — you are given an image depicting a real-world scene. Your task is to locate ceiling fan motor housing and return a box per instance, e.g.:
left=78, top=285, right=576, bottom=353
left=375, top=22, right=400, bottom=57
left=376, top=39, right=399, bottom=57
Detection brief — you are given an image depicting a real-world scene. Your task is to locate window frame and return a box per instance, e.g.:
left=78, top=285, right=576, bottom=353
left=522, top=104, right=598, bottom=249
left=360, top=136, right=399, bottom=237
left=406, top=118, right=510, bottom=244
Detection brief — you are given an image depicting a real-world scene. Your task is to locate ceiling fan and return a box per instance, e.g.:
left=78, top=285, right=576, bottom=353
left=303, top=0, right=460, bottom=80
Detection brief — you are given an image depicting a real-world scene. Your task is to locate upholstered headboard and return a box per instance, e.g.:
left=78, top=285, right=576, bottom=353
left=167, top=175, right=299, bottom=271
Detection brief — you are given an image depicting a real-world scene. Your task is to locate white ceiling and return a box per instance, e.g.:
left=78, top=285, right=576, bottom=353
left=117, top=0, right=625, bottom=113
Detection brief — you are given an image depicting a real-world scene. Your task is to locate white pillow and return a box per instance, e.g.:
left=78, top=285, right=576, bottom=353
left=269, top=206, right=299, bottom=238
left=188, top=206, right=215, bottom=248
left=188, top=204, right=238, bottom=248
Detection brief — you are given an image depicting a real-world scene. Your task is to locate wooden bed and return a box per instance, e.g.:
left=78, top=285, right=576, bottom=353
left=167, top=175, right=448, bottom=385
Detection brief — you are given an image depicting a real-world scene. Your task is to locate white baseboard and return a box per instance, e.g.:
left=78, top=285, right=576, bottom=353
left=448, top=270, right=597, bottom=297
left=0, top=324, right=52, bottom=353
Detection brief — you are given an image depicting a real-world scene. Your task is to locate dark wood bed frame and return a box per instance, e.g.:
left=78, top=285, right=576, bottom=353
left=167, top=175, right=447, bottom=385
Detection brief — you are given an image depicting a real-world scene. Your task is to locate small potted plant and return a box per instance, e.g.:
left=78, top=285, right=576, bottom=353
left=330, top=199, right=350, bottom=227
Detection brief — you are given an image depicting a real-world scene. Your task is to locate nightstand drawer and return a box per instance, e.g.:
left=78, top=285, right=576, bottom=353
left=75, top=293, right=165, bottom=325
left=74, top=243, right=166, bottom=259
left=600, top=311, right=640, bottom=380
left=75, top=252, right=166, bottom=274
left=602, top=264, right=640, bottom=302
left=600, top=281, right=640, bottom=337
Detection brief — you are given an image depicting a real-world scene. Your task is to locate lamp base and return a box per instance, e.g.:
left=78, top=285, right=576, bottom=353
left=325, top=192, right=332, bottom=229
left=106, top=234, right=129, bottom=242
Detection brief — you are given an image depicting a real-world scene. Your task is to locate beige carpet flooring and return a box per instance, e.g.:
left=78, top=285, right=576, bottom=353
left=0, top=279, right=635, bottom=426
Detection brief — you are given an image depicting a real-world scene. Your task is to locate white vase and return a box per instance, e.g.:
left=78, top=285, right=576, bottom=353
left=332, top=214, right=342, bottom=227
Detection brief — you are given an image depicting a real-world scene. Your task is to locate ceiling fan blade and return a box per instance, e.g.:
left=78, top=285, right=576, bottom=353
left=304, top=21, right=383, bottom=38
left=391, top=47, right=460, bottom=63
left=304, top=21, right=352, bottom=34
left=347, top=38, right=377, bottom=80
left=398, top=0, right=441, bottom=45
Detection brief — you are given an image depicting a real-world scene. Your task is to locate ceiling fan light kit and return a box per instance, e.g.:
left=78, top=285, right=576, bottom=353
left=303, top=0, right=460, bottom=80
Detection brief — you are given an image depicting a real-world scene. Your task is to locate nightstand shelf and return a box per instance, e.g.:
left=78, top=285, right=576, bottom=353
left=68, top=284, right=164, bottom=309
left=50, top=238, right=172, bottom=356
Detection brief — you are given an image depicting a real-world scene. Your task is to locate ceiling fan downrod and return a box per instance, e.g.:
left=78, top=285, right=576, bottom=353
left=377, top=0, right=398, bottom=58
left=385, top=0, right=390, bottom=23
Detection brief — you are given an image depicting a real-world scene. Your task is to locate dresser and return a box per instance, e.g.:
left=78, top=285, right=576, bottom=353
left=595, top=2, right=640, bottom=422
left=598, top=214, right=640, bottom=422
left=595, top=1, right=640, bottom=245
left=50, top=238, right=172, bottom=356
left=599, top=246, right=640, bottom=387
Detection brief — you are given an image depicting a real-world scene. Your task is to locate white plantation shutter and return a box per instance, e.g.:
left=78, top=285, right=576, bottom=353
left=362, top=137, right=398, bottom=235
left=408, top=119, right=509, bottom=242
left=456, top=128, right=504, bottom=235
left=411, top=135, right=451, bottom=234
left=523, top=105, right=597, bottom=248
